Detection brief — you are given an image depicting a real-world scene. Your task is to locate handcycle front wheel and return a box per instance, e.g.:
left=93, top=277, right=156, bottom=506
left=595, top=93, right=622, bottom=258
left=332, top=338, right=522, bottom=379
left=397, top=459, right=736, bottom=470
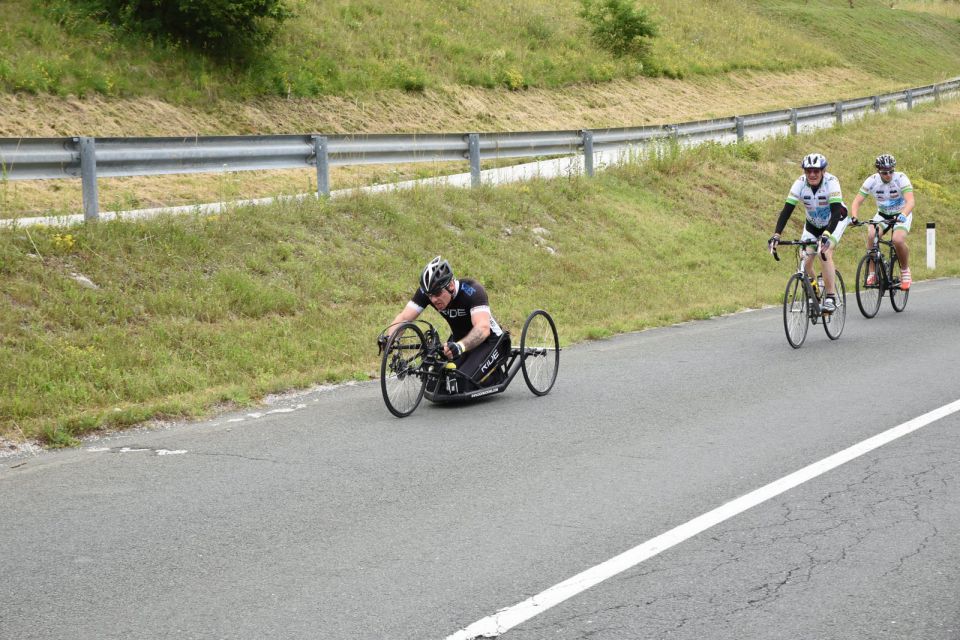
left=783, top=273, right=809, bottom=349
left=380, top=322, right=428, bottom=418
left=823, top=269, right=846, bottom=340
left=520, top=309, right=559, bottom=396
left=855, top=253, right=882, bottom=319
left=889, top=254, right=910, bottom=312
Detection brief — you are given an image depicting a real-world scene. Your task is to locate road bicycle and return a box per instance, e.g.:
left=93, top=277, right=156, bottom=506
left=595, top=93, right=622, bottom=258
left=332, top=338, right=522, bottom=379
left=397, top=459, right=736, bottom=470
left=772, top=240, right=846, bottom=348
left=377, top=309, right=560, bottom=417
left=852, top=219, right=909, bottom=318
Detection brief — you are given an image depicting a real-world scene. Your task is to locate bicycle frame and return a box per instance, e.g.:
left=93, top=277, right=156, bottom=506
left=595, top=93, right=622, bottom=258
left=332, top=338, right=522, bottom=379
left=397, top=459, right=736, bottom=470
left=777, top=240, right=823, bottom=318
left=407, top=321, right=525, bottom=403
left=863, top=219, right=899, bottom=291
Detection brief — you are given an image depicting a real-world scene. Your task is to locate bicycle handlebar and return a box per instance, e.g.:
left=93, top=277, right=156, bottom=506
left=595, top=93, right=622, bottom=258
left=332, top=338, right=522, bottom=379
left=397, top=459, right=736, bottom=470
left=770, top=239, right=818, bottom=262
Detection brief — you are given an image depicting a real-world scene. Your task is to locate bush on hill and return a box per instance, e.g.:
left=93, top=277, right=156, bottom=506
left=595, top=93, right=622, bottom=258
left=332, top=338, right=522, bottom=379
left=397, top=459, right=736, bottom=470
left=579, top=0, right=657, bottom=58
left=61, top=0, right=291, bottom=61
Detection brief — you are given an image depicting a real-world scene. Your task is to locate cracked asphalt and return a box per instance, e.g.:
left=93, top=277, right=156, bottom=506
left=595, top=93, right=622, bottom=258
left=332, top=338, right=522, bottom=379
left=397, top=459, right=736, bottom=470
left=2, top=279, right=959, bottom=640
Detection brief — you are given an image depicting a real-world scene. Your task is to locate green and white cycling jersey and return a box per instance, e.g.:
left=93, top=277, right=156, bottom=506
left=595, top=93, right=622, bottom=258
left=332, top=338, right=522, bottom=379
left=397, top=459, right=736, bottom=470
left=785, top=172, right=844, bottom=229
left=858, top=171, right=913, bottom=216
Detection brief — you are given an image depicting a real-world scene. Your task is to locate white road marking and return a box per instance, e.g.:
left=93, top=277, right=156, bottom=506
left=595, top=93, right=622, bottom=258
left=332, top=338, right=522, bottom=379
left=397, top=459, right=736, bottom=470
left=446, top=397, right=960, bottom=640
left=156, top=449, right=187, bottom=456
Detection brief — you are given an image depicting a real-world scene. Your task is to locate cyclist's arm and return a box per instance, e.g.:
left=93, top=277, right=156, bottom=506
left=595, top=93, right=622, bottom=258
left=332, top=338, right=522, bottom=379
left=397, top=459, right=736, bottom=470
left=389, top=303, right=421, bottom=333
left=850, top=192, right=866, bottom=220
left=902, top=190, right=915, bottom=217
left=774, top=202, right=796, bottom=235
left=825, top=201, right=846, bottom=234
left=460, top=310, right=492, bottom=351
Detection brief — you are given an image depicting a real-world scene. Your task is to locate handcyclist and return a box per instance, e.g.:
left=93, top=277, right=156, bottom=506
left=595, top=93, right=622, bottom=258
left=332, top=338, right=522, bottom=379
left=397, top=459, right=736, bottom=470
left=849, top=153, right=915, bottom=290
left=768, top=153, right=851, bottom=313
left=380, top=256, right=510, bottom=389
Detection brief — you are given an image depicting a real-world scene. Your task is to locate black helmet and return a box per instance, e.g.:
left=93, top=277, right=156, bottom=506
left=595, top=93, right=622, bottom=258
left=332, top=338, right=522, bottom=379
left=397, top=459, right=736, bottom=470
left=801, top=153, right=828, bottom=170
left=875, top=154, right=896, bottom=171
left=420, top=256, right=453, bottom=295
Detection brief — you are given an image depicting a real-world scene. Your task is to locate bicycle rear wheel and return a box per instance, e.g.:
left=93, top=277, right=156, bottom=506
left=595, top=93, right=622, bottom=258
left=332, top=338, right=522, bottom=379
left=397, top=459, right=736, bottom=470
left=783, top=273, right=809, bottom=349
left=520, top=309, right=560, bottom=396
left=889, top=254, right=910, bottom=312
left=823, top=270, right=846, bottom=340
left=855, top=254, right=882, bottom=318
left=380, top=323, right=427, bottom=417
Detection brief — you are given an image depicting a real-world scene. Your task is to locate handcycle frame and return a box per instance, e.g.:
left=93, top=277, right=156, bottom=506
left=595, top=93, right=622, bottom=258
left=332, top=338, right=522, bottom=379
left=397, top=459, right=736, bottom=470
left=772, top=239, right=846, bottom=348
left=851, top=218, right=909, bottom=317
left=378, top=309, right=560, bottom=417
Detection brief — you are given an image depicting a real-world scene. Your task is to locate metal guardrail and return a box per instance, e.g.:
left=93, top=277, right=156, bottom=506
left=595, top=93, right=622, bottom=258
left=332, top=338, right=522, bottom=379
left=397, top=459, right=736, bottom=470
left=1, top=77, right=958, bottom=221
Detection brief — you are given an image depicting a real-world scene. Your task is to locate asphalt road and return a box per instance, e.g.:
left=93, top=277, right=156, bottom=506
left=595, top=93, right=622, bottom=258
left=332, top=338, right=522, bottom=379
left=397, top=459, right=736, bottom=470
left=3, top=278, right=959, bottom=640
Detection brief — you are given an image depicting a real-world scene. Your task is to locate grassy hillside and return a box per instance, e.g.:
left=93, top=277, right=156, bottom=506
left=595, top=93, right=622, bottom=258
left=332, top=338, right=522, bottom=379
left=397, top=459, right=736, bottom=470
left=2, top=0, right=960, bottom=101
left=2, top=100, right=959, bottom=445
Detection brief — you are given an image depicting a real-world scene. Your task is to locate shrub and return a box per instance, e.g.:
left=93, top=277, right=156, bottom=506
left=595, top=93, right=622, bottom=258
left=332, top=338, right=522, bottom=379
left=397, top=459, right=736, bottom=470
left=579, top=0, right=657, bottom=58
left=74, top=0, right=291, bottom=60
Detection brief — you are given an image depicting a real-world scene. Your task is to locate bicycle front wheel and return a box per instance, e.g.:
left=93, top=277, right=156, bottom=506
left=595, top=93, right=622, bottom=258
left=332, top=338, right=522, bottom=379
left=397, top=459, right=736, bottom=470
left=823, top=270, right=846, bottom=340
left=520, top=309, right=560, bottom=396
left=855, top=253, right=882, bottom=318
left=380, top=322, right=427, bottom=417
left=783, top=273, right=809, bottom=349
left=889, top=254, right=910, bottom=312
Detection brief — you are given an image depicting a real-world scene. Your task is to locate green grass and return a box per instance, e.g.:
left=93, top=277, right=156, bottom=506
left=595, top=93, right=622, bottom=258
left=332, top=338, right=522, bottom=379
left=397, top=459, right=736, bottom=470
left=2, top=0, right=960, bottom=100
left=2, top=100, right=960, bottom=444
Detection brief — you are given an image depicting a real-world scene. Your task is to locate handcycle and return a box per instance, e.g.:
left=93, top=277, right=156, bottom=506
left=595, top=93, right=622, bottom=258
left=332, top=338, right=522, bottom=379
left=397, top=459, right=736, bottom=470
left=377, top=309, right=560, bottom=417
left=772, top=239, right=847, bottom=348
left=851, top=219, right=909, bottom=318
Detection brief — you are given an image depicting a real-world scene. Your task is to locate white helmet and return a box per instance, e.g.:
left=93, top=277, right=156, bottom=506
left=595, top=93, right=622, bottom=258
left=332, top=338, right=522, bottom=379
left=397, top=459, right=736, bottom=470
left=420, top=256, right=453, bottom=295
left=801, top=153, right=828, bottom=170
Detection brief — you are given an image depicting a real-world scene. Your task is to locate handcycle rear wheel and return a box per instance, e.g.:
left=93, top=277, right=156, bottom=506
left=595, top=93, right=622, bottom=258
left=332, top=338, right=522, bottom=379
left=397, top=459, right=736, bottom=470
left=520, top=309, right=559, bottom=396
left=783, top=273, right=809, bottom=349
left=889, top=254, right=909, bottom=312
left=380, top=322, right=428, bottom=418
left=823, top=269, right=846, bottom=340
left=855, top=253, right=882, bottom=318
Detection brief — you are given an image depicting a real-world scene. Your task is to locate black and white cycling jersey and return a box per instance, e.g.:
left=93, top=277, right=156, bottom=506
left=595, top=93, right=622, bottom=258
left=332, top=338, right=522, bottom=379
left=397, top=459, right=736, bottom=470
left=407, top=278, right=503, bottom=342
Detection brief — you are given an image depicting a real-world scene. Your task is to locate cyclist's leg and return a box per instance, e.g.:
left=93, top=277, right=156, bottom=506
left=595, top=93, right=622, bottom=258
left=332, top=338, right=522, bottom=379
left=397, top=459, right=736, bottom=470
left=820, top=216, right=849, bottom=296
left=892, top=214, right=912, bottom=287
left=865, top=213, right=883, bottom=284
left=458, top=335, right=505, bottom=389
left=800, top=227, right=818, bottom=283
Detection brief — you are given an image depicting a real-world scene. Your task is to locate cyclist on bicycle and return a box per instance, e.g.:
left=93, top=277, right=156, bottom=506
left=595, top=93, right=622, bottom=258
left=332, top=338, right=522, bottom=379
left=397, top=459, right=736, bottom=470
left=768, top=153, right=851, bottom=313
left=381, top=256, right=510, bottom=389
left=849, top=153, right=915, bottom=290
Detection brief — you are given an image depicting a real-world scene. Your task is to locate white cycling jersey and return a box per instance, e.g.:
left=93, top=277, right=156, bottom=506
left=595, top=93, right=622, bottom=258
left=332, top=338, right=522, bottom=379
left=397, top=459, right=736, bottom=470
left=858, top=171, right=913, bottom=216
left=785, top=172, right=844, bottom=229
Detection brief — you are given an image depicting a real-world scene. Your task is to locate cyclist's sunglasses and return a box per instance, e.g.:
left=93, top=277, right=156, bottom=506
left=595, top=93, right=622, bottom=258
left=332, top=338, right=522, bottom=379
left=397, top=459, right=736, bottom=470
left=803, top=167, right=822, bottom=173
left=878, top=170, right=894, bottom=175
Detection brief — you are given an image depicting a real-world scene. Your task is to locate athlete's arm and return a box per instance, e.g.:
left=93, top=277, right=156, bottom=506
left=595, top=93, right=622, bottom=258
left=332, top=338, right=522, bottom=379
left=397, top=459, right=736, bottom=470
left=902, top=190, right=915, bottom=217
left=389, top=303, right=421, bottom=333
left=825, top=201, right=846, bottom=234
left=774, top=202, right=795, bottom=235
left=460, top=310, right=491, bottom=351
left=850, top=192, right=866, bottom=221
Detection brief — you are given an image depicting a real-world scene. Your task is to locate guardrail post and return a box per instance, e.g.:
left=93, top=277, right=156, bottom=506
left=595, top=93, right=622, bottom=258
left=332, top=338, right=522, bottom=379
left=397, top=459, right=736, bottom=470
left=906, top=89, right=913, bottom=109
left=669, top=125, right=679, bottom=142
left=872, top=95, right=881, bottom=111
left=581, top=130, right=594, bottom=177
left=789, top=109, right=798, bottom=135
left=834, top=102, right=843, bottom=125
left=735, top=117, right=745, bottom=142
left=927, top=222, right=936, bottom=270
left=933, top=84, right=941, bottom=103
left=468, top=133, right=481, bottom=188
left=78, top=136, right=99, bottom=221
left=312, top=135, right=329, bottom=197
